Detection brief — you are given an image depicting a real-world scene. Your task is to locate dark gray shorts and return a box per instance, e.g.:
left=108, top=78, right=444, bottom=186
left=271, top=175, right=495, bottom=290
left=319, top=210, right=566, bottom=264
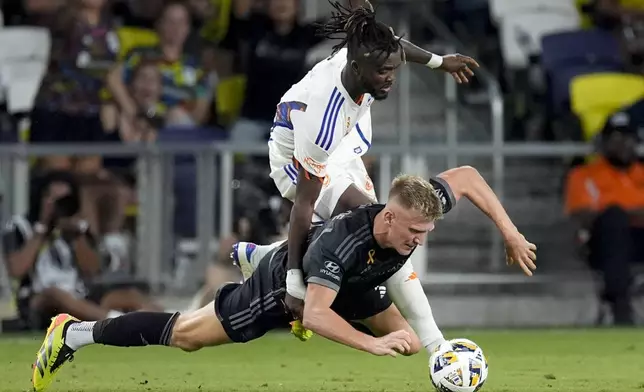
left=215, top=249, right=393, bottom=343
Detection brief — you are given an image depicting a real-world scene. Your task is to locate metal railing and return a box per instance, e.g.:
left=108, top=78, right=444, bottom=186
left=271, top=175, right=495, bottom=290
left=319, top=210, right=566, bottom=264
left=0, top=141, right=600, bottom=294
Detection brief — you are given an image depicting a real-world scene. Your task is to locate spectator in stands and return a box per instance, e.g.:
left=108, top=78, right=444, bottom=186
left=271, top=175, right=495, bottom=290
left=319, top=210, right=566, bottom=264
left=564, top=112, right=644, bottom=325
left=227, top=0, right=326, bottom=141
left=29, top=0, right=118, bottom=172
left=107, top=0, right=215, bottom=128
left=25, top=0, right=130, bottom=262
left=100, top=60, right=161, bottom=201
left=592, top=0, right=644, bottom=66
left=185, top=0, right=261, bottom=82
left=102, top=60, right=163, bottom=143
left=2, top=171, right=161, bottom=329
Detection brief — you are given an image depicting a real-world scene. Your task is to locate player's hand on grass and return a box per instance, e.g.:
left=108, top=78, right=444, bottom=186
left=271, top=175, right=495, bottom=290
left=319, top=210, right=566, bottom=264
left=503, top=231, right=537, bottom=276
left=439, top=54, right=480, bottom=84
left=369, top=330, right=412, bottom=357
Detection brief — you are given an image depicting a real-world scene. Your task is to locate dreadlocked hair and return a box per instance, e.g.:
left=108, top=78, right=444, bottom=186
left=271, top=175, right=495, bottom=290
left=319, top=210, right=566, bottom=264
left=315, top=1, right=404, bottom=61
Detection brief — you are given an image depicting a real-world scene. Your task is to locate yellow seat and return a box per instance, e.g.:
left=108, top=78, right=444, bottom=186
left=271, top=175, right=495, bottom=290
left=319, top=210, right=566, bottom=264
left=570, top=73, right=644, bottom=141
left=116, top=27, right=159, bottom=60
left=216, top=75, right=246, bottom=126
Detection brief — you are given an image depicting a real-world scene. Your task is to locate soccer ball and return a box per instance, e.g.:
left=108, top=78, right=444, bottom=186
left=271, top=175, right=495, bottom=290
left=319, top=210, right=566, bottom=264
left=428, top=338, right=488, bottom=392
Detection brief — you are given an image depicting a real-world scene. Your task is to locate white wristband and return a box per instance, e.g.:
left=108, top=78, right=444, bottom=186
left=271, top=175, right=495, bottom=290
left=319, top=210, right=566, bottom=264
left=286, top=269, right=307, bottom=300
left=426, top=55, right=443, bottom=69
left=34, top=222, right=47, bottom=235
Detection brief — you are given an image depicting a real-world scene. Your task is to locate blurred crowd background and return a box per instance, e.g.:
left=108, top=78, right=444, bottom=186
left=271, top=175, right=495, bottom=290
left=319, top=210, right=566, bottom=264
left=1, top=0, right=644, bottom=333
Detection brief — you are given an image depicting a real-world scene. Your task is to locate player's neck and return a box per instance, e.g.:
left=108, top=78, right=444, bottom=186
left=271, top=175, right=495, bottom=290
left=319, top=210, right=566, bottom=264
left=340, top=66, right=365, bottom=103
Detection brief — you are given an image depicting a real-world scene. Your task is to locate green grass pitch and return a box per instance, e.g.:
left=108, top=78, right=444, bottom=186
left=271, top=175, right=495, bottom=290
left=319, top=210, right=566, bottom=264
left=1, top=329, right=644, bottom=392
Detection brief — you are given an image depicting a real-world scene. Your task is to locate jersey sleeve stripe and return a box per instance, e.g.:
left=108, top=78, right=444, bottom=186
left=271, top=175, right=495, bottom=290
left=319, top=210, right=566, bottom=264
left=337, top=228, right=372, bottom=262
left=355, top=123, right=371, bottom=148
left=339, top=237, right=372, bottom=263
left=307, top=276, right=340, bottom=292
left=314, top=87, right=340, bottom=147
left=320, top=94, right=345, bottom=151
left=284, top=164, right=298, bottom=183
left=334, top=223, right=370, bottom=261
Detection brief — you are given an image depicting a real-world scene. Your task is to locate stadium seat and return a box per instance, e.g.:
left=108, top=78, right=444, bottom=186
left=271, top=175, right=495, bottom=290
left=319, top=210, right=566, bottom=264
left=570, top=73, right=644, bottom=140
left=0, top=27, right=50, bottom=65
left=541, top=29, right=623, bottom=71
left=0, top=27, right=51, bottom=113
left=157, top=126, right=227, bottom=238
left=115, top=27, right=159, bottom=60
left=490, top=0, right=577, bottom=23
left=549, top=64, right=623, bottom=113
left=500, top=12, right=581, bottom=69
left=216, top=75, right=246, bottom=127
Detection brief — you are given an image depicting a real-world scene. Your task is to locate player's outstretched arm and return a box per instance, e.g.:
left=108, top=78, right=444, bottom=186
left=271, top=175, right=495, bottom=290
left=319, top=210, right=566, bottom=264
left=398, top=39, right=480, bottom=84
left=303, top=284, right=412, bottom=356
left=437, top=166, right=538, bottom=276
left=345, top=0, right=479, bottom=83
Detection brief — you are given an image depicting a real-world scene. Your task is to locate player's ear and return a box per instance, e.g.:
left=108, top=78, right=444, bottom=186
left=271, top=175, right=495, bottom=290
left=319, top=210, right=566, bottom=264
left=351, top=60, right=360, bottom=75
left=384, top=210, right=394, bottom=226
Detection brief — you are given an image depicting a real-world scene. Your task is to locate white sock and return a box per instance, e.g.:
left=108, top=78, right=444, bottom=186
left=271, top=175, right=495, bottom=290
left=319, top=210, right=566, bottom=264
left=107, top=309, right=124, bottom=319
left=250, top=241, right=284, bottom=269
left=66, top=321, right=97, bottom=350
left=425, top=338, right=447, bottom=355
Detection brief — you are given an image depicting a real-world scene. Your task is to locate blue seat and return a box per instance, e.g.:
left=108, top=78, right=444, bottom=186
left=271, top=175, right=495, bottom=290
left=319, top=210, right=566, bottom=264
left=541, top=29, right=624, bottom=113
left=542, top=29, right=623, bottom=71
left=157, top=126, right=227, bottom=238
left=550, top=64, right=622, bottom=113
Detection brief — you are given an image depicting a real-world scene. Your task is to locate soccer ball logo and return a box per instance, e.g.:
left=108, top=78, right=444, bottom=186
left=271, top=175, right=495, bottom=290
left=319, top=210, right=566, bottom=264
left=429, top=338, right=488, bottom=392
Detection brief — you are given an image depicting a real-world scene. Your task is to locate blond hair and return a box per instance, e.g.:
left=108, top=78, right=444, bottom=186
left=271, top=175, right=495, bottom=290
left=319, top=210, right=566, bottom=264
left=388, top=174, right=443, bottom=221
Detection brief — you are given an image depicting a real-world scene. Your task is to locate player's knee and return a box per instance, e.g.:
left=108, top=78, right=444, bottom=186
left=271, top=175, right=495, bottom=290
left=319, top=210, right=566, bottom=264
left=169, top=313, right=206, bottom=352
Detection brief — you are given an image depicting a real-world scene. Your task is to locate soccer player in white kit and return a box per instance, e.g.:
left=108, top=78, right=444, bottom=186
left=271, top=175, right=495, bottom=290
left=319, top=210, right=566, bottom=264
left=233, top=0, right=533, bottom=352
left=234, top=0, right=479, bottom=308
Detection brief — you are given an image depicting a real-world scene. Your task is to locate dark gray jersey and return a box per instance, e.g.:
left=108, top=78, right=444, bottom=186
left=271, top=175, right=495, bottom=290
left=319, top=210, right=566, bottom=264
left=301, top=177, right=455, bottom=300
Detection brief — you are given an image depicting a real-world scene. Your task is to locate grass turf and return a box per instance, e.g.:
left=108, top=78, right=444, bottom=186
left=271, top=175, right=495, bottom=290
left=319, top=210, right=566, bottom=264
left=1, top=329, right=644, bottom=392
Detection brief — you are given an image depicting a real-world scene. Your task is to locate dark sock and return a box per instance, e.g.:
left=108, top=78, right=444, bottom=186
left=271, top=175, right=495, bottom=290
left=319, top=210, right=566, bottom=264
left=92, top=312, right=180, bottom=347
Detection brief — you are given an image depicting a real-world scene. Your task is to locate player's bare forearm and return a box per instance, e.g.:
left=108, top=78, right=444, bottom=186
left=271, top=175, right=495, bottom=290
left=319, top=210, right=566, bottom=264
left=399, top=39, right=434, bottom=65
left=438, top=166, right=517, bottom=237
left=302, top=285, right=374, bottom=353
left=287, top=203, right=314, bottom=271
left=303, top=306, right=374, bottom=352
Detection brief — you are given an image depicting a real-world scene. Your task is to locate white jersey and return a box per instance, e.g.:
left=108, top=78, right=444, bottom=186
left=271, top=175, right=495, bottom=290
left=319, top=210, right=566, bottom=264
left=269, top=48, right=375, bottom=177
left=267, top=48, right=377, bottom=221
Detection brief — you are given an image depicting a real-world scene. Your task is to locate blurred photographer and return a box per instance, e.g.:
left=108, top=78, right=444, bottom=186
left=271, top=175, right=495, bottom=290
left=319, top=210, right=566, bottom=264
left=2, top=171, right=160, bottom=329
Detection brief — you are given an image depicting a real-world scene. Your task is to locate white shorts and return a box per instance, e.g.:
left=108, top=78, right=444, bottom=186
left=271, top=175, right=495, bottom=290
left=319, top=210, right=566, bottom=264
left=268, top=141, right=377, bottom=222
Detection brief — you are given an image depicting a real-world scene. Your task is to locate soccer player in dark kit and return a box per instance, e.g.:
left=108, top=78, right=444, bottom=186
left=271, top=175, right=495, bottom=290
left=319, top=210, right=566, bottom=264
left=32, top=167, right=536, bottom=391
